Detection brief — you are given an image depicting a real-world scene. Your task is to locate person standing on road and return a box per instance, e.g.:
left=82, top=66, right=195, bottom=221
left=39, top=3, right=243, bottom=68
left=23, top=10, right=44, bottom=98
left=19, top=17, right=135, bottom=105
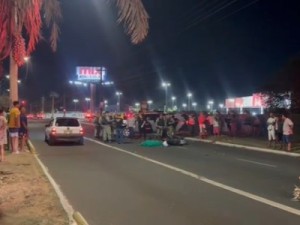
left=267, top=113, right=276, bottom=148
left=275, top=115, right=283, bottom=149
left=198, top=112, right=206, bottom=138
left=19, top=106, right=28, bottom=152
left=8, top=101, right=21, bottom=154
left=156, top=114, right=165, bottom=138
left=115, top=115, right=126, bottom=144
left=101, top=112, right=112, bottom=143
left=282, top=113, right=294, bottom=152
left=0, top=108, right=7, bottom=162
left=93, top=112, right=101, bottom=138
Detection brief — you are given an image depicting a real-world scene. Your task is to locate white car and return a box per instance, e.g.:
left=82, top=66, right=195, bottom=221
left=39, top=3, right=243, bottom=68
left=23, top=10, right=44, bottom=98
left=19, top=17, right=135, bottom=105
left=45, top=117, right=84, bottom=145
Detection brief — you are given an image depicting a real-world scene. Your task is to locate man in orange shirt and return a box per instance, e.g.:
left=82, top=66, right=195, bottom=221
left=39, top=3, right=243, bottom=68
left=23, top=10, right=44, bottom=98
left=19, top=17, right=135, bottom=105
left=8, top=101, right=20, bottom=154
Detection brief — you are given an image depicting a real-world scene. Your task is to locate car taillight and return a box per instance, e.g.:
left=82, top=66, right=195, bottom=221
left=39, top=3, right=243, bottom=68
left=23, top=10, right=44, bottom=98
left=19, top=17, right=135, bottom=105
left=51, top=128, right=56, bottom=135
left=80, top=128, right=84, bottom=135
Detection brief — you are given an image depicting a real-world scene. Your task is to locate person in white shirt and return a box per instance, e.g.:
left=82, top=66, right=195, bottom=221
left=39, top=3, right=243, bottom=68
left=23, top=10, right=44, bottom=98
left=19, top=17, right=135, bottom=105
left=282, top=113, right=294, bottom=152
left=266, top=113, right=276, bottom=147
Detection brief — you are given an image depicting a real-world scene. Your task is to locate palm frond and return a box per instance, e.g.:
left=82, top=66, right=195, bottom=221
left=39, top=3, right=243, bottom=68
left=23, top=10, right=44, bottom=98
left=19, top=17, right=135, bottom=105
left=42, top=0, right=62, bottom=52
left=114, top=0, right=149, bottom=44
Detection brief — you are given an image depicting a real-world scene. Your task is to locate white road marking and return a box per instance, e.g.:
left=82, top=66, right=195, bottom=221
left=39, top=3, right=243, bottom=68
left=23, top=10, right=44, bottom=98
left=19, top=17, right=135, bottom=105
left=29, top=141, right=77, bottom=225
left=236, top=158, right=277, bottom=168
left=85, top=137, right=300, bottom=217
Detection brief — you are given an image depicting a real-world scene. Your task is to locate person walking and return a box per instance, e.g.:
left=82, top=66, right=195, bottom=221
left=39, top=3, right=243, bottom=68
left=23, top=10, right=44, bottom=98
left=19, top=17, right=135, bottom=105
left=198, top=112, right=206, bottom=138
left=0, top=108, right=7, bottom=162
left=282, top=113, right=294, bottom=152
left=8, top=101, right=21, bottom=154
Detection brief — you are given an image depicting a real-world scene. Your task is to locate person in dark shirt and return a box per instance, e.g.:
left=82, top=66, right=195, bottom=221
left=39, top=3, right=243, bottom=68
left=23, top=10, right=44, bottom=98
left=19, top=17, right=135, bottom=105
left=115, top=115, right=126, bottom=144
left=19, top=106, right=28, bottom=152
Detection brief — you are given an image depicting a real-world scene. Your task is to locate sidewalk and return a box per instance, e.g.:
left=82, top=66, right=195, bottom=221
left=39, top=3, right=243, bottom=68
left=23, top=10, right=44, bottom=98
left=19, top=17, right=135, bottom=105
left=0, top=151, right=69, bottom=225
left=186, top=135, right=300, bottom=157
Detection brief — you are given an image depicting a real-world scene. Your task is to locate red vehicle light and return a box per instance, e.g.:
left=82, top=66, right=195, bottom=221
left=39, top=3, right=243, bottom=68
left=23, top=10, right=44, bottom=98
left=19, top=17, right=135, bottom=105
left=51, top=128, right=56, bottom=135
left=79, top=128, right=84, bottom=135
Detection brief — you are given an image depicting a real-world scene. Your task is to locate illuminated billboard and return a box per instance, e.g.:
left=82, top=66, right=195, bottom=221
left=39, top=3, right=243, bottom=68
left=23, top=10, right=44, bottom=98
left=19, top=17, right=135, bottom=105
left=225, top=93, right=266, bottom=108
left=76, top=67, right=106, bottom=82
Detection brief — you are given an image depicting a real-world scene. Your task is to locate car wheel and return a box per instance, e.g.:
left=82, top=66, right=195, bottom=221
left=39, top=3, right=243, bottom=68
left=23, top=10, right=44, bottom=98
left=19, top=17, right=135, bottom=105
left=48, top=137, right=55, bottom=146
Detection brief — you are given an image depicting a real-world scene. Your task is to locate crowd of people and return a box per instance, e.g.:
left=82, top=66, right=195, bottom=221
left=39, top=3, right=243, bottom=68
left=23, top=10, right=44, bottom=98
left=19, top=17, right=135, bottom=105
left=92, top=110, right=295, bottom=151
left=0, top=101, right=28, bottom=163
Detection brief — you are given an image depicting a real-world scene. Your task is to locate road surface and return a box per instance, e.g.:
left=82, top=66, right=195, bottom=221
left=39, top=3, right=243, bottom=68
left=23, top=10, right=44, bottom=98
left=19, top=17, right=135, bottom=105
left=29, top=121, right=300, bottom=225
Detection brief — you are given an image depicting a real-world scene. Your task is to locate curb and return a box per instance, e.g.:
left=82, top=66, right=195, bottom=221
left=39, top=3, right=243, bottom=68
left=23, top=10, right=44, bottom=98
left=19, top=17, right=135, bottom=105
left=27, top=140, right=89, bottom=225
left=27, top=140, right=37, bottom=154
left=73, top=211, right=89, bottom=225
left=186, top=137, right=300, bottom=157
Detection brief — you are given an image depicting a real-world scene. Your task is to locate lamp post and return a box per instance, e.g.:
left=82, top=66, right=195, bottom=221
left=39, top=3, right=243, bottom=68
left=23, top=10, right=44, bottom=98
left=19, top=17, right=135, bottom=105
left=171, top=96, right=176, bottom=110
left=192, top=102, right=197, bottom=111
left=182, top=103, right=187, bottom=111
left=162, top=82, right=171, bottom=112
left=85, top=97, right=91, bottom=111
left=187, top=93, right=192, bottom=111
left=116, top=91, right=122, bottom=112
left=147, top=100, right=153, bottom=111
left=135, top=102, right=140, bottom=112
left=73, top=99, right=79, bottom=111
left=208, top=100, right=214, bottom=111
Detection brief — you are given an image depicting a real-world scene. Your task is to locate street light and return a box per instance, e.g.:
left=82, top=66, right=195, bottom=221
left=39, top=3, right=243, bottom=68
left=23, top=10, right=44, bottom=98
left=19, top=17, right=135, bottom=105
left=208, top=100, right=214, bottom=111
left=104, top=100, right=108, bottom=110
left=85, top=97, right=91, bottom=111
left=116, top=91, right=123, bottom=112
left=73, top=99, right=79, bottom=111
left=187, top=92, right=192, bottom=111
left=171, top=96, right=176, bottom=109
left=182, top=103, right=187, bottom=111
left=147, top=100, right=153, bottom=110
left=219, top=103, right=224, bottom=109
left=162, top=81, right=171, bottom=112
left=192, top=102, right=197, bottom=110
left=24, top=56, right=30, bottom=62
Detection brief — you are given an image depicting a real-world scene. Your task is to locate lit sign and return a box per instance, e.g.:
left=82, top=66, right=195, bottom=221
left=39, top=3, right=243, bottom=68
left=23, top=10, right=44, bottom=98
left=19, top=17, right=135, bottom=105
left=225, top=93, right=266, bottom=108
left=76, top=67, right=106, bottom=82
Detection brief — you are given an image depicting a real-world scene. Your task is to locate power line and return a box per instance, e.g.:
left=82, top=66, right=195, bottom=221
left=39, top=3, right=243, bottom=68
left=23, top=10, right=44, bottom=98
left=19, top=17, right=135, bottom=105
left=184, top=0, right=239, bottom=31
left=216, top=0, right=260, bottom=23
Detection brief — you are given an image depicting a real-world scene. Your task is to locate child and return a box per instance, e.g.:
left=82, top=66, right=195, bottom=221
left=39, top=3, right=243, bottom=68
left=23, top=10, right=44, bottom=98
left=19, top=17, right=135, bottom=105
left=0, top=108, right=7, bottom=162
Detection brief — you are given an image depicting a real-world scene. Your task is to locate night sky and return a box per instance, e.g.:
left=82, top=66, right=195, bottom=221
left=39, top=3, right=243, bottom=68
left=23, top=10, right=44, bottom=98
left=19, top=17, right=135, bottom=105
left=10, top=0, right=300, bottom=109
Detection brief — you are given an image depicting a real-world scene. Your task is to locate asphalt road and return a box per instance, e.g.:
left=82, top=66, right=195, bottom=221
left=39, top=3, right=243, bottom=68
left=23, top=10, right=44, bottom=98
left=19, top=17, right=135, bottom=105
left=29, top=121, right=300, bottom=225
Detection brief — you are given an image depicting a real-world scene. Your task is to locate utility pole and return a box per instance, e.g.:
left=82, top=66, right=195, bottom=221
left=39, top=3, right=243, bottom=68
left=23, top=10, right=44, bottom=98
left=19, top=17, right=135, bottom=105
left=63, top=93, right=66, bottom=110
left=41, top=96, right=45, bottom=113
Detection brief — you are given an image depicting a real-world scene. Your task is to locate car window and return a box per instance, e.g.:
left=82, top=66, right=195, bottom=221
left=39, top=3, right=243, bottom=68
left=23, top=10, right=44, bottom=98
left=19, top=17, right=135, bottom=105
left=55, top=118, right=80, bottom=127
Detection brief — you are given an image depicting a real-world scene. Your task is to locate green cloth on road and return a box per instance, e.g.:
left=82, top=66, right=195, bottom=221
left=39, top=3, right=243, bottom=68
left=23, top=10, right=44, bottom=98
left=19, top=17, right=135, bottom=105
left=141, top=140, right=163, bottom=147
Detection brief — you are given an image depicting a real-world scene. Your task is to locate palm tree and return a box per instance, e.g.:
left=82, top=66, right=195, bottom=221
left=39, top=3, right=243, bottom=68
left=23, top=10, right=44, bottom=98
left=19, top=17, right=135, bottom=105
left=0, top=0, right=149, bottom=102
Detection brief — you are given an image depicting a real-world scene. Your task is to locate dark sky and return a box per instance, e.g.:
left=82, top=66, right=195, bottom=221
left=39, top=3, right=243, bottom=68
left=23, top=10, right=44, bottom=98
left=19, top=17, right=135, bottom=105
left=14, top=0, right=300, bottom=108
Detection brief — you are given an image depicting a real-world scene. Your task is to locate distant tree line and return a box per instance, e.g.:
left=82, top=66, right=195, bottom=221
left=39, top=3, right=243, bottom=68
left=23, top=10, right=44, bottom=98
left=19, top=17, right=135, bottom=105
left=260, top=56, right=300, bottom=113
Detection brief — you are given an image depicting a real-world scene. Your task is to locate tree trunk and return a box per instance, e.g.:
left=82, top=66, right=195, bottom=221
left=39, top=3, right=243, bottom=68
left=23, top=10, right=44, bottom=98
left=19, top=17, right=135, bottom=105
left=9, top=53, right=18, bottom=103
